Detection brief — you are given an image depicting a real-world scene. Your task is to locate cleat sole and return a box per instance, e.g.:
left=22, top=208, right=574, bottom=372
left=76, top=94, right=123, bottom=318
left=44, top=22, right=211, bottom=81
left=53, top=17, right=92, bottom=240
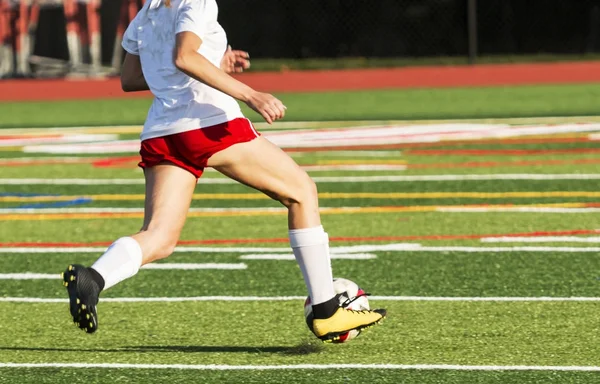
left=62, top=264, right=99, bottom=334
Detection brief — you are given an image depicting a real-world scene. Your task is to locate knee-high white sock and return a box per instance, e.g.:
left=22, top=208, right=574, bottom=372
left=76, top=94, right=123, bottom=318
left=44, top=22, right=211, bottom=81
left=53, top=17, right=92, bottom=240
left=91, top=237, right=143, bottom=290
left=289, top=225, right=335, bottom=305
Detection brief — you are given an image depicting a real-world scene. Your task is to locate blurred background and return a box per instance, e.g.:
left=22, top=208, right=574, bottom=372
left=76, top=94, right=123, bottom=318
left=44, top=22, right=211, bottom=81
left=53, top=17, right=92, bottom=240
left=3, top=0, right=600, bottom=78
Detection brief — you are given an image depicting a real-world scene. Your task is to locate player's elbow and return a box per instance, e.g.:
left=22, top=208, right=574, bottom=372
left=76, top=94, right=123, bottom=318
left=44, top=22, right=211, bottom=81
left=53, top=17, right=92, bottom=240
left=121, top=77, right=135, bottom=92
left=174, top=51, right=191, bottom=72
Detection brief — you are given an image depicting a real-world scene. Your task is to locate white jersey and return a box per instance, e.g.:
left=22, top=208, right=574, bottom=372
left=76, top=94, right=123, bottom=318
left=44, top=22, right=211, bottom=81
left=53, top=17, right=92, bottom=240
left=122, top=0, right=244, bottom=141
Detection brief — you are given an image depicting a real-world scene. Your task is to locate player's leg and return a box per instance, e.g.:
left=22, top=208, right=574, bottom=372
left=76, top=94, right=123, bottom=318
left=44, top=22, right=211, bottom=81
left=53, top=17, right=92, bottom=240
left=63, top=163, right=197, bottom=333
left=208, top=135, right=386, bottom=342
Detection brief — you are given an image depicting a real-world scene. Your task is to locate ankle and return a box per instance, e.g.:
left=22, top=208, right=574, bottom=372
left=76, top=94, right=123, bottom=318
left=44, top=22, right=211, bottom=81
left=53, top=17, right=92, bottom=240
left=312, top=296, right=339, bottom=319
left=88, top=267, right=106, bottom=291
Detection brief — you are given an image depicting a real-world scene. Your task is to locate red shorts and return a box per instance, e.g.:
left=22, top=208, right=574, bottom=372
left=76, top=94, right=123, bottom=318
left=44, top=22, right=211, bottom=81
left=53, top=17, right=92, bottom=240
left=139, top=118, right=260, bottom=178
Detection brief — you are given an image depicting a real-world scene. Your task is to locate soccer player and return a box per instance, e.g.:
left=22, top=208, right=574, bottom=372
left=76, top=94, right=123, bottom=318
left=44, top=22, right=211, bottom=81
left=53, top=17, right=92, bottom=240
left=62, top=0, right=386, bottom=343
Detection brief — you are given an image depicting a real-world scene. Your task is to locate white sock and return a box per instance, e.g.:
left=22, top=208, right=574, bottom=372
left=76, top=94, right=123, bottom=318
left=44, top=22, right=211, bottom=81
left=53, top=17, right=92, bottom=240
left=91, top=237, right=143, bottom=290
left=289, top=225, right=335, bottom=305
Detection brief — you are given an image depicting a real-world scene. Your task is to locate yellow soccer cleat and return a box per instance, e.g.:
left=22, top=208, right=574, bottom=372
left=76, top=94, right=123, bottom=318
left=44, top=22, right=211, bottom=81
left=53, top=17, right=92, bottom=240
left=312, top=307, right=386, bottom=342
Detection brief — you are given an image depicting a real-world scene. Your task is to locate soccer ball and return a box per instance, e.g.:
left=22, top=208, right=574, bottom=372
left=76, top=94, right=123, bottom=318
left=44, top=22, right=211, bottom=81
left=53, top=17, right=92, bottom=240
left=304, top=277, right=370, bottom=343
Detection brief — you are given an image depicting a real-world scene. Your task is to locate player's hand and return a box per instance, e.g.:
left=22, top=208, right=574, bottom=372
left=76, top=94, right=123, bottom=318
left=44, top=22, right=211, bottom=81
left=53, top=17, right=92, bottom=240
left=244, top=91, right=286, bottom=124
left=220, top=46, right=250, bottom=74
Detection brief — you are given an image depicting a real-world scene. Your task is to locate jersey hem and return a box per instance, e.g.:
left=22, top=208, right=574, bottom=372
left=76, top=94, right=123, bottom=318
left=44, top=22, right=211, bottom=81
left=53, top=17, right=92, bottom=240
left=140, top=112, right=246, bottom=141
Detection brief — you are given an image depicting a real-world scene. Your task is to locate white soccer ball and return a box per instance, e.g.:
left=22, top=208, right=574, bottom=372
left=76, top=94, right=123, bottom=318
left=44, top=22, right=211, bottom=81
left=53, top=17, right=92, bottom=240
left=304, top=277, right=370, bottom=343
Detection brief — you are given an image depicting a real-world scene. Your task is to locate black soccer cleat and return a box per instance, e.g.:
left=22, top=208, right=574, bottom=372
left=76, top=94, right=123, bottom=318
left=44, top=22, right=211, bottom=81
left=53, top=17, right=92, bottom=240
left=62, top=264, right=102, bottom=334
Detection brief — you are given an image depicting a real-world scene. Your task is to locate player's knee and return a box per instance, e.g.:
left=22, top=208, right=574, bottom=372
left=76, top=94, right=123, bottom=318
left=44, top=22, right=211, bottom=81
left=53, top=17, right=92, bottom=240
left=280, top=174, right=318, bottom=208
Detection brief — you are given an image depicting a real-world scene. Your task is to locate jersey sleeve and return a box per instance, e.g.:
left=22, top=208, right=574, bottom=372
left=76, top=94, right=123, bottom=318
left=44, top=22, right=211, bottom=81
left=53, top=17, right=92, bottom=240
left=176, top=0, right=209, bottom=39
left=121, top=17, right=140, bottom=55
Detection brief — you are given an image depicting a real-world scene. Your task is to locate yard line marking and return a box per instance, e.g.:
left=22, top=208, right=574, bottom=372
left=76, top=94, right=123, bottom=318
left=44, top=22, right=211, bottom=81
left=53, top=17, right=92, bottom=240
left=0, top=207, right=288, bottom=214
left=0, top=244, right=421, bottom=254
left=141, top=263, right=247, bottom=270
left=411, top=246, right=600, bottom=252
left=3, top=203, right=598, bottom=217
left=0, top=134, right=118, bottom=147
left=481, top=236, right=600, bottom=243
left=1, top=363, right=600, bottom=371
left=4, top=191, right=600, bottom=203
left=239, top=253, right=377, bottom=260
left=2, top=228, right=598, bottom=247
left=1, top=245, right=599, bottom=254
left=292, top=150, right=402, bottom=157
left=438, top=207, right=600, bottom=213
left=0, top=273, right=59, bottom=280
left=3, top=296, right=600, bottom=303
left=0, top=264, right=248, bottom=279
left=408, top=148, right=600, bottom=156
left=3, top=174, right=600, bottom=185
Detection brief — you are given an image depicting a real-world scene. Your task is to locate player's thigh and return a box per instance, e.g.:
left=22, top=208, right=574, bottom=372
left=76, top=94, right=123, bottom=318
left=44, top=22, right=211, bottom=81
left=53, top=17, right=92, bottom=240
left=141, top=163, right=197, bottom=236
left=206, top=136, right=314, bottom=203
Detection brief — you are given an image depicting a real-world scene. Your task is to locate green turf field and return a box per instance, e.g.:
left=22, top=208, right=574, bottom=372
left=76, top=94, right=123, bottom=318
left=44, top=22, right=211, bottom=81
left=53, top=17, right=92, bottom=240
left=2, top=84, right=600, bottom=383
left=4, top=83, right=600, bottom=127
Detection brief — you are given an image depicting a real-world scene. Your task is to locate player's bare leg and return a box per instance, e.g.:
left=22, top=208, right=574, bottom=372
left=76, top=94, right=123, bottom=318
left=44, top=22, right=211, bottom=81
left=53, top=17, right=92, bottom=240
left=62, top=163, right=197, bottom=333
left=208, top=136, right=386, bottom=342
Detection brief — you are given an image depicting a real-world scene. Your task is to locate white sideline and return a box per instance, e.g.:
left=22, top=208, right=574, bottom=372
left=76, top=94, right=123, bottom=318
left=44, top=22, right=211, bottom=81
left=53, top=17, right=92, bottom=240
left=412, top=246, right=600, bottom=252
left=239, top=253, right=377, bottom=260
left=0, top=273, right=58, bottom=280
left=141, top=263, right=247, bottom=270
left=481, top=237, right=600, bottom=243
left=1, top=363, right=600, bottom=371
left=0, top=244, right=421, bottom=254
left=438, top=207, right=600, bottom=213
left=0, top=264, right=248, bottom=279
left=2, top=174, right=600, bottom=185
left=2, top=296, right=600, bottom=303
left=2, top=245, right=600, bottom=253
left=3, top=207, right=600, bottom=215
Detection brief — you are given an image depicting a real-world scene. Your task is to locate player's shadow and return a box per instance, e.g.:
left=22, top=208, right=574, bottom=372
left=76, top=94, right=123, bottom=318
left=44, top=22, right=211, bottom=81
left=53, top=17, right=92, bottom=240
left=124, top=343, right=324, bottom=355
left=0, top=342, right=323, bottom=355
left=124, top=345, right=291, bottom=354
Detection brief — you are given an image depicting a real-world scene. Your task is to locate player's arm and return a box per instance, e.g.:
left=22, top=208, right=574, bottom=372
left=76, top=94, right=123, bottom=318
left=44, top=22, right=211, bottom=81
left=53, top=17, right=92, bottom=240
left=120, top=53, right=149, bottom=92
left=174, top=31, right=285, bottom=124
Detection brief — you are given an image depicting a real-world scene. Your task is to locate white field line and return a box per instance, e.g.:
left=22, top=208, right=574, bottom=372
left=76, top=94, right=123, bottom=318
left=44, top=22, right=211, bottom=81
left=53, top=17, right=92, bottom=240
left=481, top=237, right=600, bottom=243
left=0, top=134, right=118, bottom=147
left=0, top=207, right=287, bottom=214
left=0, top=121, right=378, bottom=134
left=0, top=264, right=248, bottom=279
left=412, top=246, right=600, bottom=252
left=3, top=174, right=600, bottom=185
left=141, top=263, right=247, bottom=270
left=2, top=245, right=600, bottom=254
left=301, top=165, right=407, bottom=171
left=290, top=150, right=401, bottom=157
left=3, top=296, right=600, bottom=303
left=0, top=273, right=58, bottom=280
left=0, top=244, right=422, bottom=254
left=240, top=253, right=377, bottom=260
left=4, top=116, right=600, bottom=133
left=3, top=206, right=600, bottom=215
left=1, top=362, right=600, bottom=372
left=29, top=122, right=600, bottom=153
left=437, top=207, right=600, bottom=213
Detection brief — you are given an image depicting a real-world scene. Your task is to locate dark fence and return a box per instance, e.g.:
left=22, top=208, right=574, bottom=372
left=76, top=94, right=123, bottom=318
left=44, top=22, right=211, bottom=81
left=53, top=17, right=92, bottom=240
left=27, top=0, right=600, bottom=64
